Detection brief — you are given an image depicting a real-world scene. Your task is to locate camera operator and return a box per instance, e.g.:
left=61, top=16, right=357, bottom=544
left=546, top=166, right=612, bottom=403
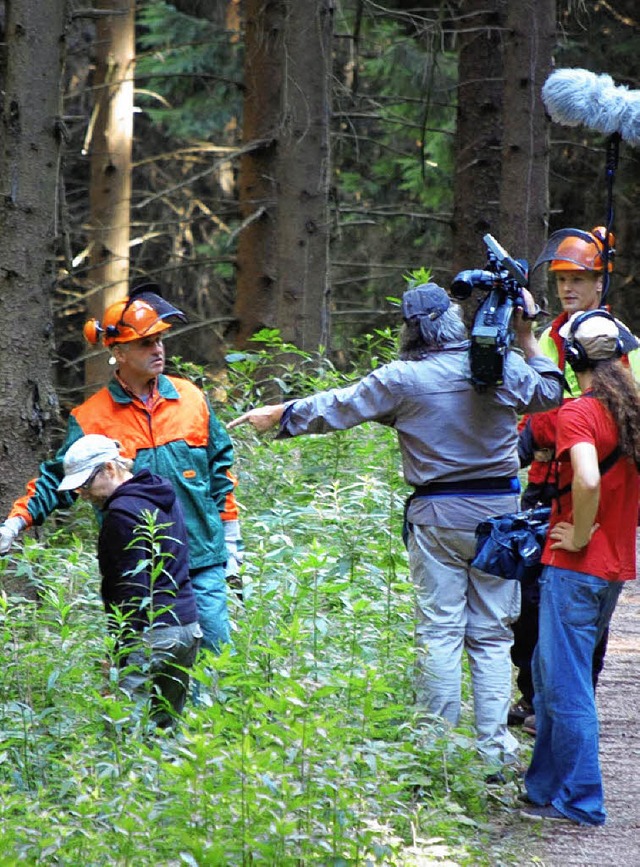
left=228, top=282, right=563, bottom=780
left=510, top=227, right=640, bottom=734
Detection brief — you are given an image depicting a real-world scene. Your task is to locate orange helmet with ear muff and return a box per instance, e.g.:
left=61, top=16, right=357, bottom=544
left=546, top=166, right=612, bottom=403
left=534, top=227, right=615, bottom=273
left=83, top=284, right=187, bottom=347
left=563, top=309, right=623, bottom=373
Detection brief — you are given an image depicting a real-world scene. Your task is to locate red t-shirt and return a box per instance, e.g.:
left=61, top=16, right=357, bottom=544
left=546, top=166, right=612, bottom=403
left=541, top=395, right=639, bottom=581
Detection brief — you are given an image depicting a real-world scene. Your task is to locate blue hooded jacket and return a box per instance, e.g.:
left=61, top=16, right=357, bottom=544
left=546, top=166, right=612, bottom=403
left=98, top=468, right=198, bottom=635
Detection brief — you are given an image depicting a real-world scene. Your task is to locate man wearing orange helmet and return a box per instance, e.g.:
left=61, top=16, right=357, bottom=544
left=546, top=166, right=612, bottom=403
left=0, top=283, right=240, bottom=654
left=509, top=227, right=640, bottom=732
left=531, top=226, right=639, bottom=389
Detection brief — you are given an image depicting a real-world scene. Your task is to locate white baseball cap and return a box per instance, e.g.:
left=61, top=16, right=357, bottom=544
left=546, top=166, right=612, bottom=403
left=58, top=435, right=122, bottom=491
left=559, top=310, right=621, bottom=361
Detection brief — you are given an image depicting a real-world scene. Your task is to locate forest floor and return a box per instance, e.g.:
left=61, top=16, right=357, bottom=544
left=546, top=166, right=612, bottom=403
left=489, top=531, right=640, bottom=866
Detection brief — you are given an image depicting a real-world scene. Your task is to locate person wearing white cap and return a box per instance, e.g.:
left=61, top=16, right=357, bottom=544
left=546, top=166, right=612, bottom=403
left=520, top=309, right=640, bottom=825
left=0, top=282, right=240, bottom=654
left=228, top=282, right=564, bottom=779
left=58, top=434, right=202, bottom=728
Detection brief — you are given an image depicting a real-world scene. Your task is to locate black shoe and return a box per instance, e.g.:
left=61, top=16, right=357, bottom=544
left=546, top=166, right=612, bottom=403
left=508, top=699, right=534, bottom=726
left=519, top=804, right=574, bottom=823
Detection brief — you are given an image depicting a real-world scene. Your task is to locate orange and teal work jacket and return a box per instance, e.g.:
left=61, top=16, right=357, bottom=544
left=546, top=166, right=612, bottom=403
left=8, top=374, right=237, bottom=570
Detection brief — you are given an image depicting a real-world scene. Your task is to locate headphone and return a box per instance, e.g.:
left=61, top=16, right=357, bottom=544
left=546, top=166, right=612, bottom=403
left=564, top=309, right=623, bottom=372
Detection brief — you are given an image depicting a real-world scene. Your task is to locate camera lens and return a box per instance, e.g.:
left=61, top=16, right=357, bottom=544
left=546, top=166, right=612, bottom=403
left=450, top=271, right=475, bottom=300
left=451, top=269, right=495, bottom=299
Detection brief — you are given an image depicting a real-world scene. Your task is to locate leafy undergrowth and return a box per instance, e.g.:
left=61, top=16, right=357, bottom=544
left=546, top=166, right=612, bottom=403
left=0, top=338, right=527, bottom=865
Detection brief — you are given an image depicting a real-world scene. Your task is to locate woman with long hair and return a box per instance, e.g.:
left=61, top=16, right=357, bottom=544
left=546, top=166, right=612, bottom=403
left=521, top=310, right=640, bottom=826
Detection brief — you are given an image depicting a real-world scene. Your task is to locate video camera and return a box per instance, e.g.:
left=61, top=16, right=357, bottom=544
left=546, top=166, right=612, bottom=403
left=450, top=234, right=530, bottom=390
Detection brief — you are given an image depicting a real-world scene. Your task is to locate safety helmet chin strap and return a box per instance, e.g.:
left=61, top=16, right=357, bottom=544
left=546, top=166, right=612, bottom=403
left=600, top=132, right=620, bottom=304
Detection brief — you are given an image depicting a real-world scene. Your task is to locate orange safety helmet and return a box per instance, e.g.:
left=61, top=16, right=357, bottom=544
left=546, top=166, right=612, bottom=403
left=83, top=283, right=187, bottom=347
left=533, top=226, right=615, bottom=273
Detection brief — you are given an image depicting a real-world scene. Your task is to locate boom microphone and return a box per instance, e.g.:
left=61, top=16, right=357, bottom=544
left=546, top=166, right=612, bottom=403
left=542, top=68, right=640, bottom=146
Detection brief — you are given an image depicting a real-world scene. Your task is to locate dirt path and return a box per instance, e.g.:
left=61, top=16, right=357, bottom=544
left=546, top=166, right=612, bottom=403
left=520, top=534, right=640, bottom=865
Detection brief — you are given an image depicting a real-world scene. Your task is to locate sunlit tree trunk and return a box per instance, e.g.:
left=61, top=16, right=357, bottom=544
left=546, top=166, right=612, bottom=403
left=0, top=0, right=67, bottom=517
left=85, top=0, right=135, bottom=387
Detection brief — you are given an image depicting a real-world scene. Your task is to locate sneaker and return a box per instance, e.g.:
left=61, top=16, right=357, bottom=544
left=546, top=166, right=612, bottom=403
left=508, top=699, right=534, bottom=726
left=519, top=804, right=574, bottom=823
left=522, top=714, right=536, bottom=736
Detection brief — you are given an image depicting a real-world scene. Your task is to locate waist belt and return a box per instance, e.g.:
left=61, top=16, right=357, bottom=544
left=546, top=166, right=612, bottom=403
left=413, top=477, right=520, bottom=497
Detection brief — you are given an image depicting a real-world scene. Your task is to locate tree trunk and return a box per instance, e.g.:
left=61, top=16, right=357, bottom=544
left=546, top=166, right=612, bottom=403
left=234, top=0, right=332, bottom=353
left=0, top=0, right=67, bottom=518
left=85, top=0, right=134, bottom=388
left=274, top=0, right=332, bottom=351
left=234, top=0, right=283, bottom=348
left=452, top=0, right=506, bottom=281
left=499, top=0, right=555, bottom=300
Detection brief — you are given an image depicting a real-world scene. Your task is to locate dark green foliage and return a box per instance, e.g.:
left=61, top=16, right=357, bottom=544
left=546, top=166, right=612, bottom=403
left=136, top=1, right=243, bottom=139
left=331, top=11, right=457, bottom=347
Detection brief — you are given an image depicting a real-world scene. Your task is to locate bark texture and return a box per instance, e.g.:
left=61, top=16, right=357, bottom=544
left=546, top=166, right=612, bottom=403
left=234, top=0, right=284, bottom=348
left=499, top=0, right=556, bottom=300
left=452, top=0, right=506, bottom=279
left=234, top=0, right=332, bottom=352
left=0, top=0, right=67, bottom=517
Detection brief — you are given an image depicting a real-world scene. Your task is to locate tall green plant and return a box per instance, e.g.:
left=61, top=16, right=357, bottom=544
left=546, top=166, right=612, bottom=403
left=0, top=337, right=530, bottom=864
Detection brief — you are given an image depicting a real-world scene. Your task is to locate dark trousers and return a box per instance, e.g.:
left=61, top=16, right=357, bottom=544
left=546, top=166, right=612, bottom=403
left=511, top=565, right=609, bottom=704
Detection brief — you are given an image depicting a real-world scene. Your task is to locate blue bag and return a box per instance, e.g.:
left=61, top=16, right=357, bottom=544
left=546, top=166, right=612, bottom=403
left=471, top=507, right=550, bottom=581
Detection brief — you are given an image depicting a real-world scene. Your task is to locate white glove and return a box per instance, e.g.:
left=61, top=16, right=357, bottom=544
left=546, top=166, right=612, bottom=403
left=0, top=517, right=26, bottom=555
left=223, top=519, right=244, bottom=579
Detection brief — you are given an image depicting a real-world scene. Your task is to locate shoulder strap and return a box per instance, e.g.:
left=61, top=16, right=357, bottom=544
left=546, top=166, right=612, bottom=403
left=556, top=445, right=621, bottom=498
left=556, top=392, right=624, bottom=497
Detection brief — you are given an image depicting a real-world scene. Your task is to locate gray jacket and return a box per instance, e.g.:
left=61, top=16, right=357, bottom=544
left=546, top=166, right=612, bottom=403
left=279, top=343, right=562, bottom=530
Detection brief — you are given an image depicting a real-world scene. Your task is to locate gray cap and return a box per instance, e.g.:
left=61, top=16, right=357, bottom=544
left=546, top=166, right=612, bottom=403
left=58, top=434, right=122, bottom=491
left=401, top=283, right=451, bottom=321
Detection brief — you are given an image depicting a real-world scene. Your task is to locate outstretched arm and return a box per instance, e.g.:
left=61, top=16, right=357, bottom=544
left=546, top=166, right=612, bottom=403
left=228, top=404, right=286, bottom=433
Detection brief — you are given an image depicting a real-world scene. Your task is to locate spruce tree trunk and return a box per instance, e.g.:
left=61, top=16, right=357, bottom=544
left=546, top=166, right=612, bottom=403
left=234, top=0, right=332, bottom=353
left=274, top=0, right=332, bottom=351
left=452, top=0, right=506, bottom=281
left=234, top=0, right=283, bottom=348
left=0, top=0, right=67, bottom=518
left=499, top=0, right=555, bottom=299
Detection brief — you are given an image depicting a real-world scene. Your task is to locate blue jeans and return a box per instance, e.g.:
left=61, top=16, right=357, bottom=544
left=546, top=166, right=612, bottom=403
left=190, top=564, right=231, bottom=653
left=525, top=565, right=623, bottom=825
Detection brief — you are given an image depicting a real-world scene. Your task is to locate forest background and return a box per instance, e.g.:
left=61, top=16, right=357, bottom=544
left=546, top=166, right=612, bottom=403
left=0, top=2, right=638, bottom=863
left=0, top=0, right=639, bottom=505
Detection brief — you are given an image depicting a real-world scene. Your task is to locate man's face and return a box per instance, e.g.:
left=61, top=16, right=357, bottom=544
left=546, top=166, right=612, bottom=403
left=554, top=270, right=602, bottom=316
left=114, top=334, right=165, bottom=382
